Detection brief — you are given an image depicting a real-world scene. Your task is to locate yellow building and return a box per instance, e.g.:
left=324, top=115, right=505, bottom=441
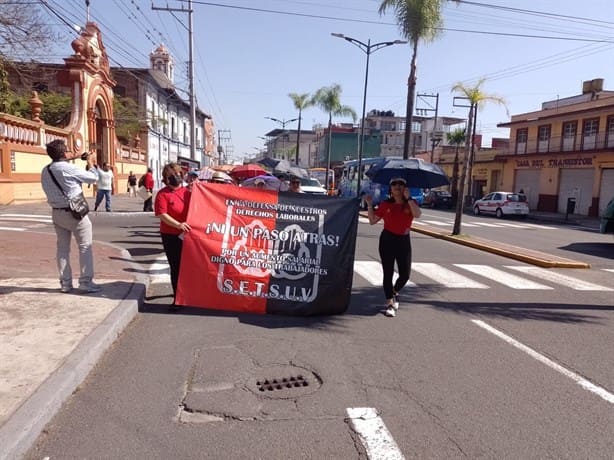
left=497, top=78, right=614, bottom=217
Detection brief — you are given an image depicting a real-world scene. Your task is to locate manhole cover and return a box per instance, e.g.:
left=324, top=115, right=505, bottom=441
left=246, top=364, right=322, bottom=399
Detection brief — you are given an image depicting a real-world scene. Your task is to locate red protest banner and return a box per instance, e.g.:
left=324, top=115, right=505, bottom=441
left=176, top=181, right=358, bottom=316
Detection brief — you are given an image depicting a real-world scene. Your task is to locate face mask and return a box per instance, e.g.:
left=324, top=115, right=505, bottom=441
left=167, top=174, right=182, bottom=187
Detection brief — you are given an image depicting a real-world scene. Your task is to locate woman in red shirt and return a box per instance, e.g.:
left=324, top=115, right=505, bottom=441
left=366, top=177, right=422, bottom=317
left=155, top=163, right=192, bottom=310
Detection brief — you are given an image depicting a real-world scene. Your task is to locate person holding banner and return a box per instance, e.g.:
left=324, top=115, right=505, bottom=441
left=155, top=162, right=192, bottom=311
left=365, top=177, right=421, bottom=318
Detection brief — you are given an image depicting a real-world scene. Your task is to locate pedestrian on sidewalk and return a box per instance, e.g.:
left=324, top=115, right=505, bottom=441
left=365, top=177, right=421, bottom=317
left=155, top=163, right=192, bottom=310
left=93, top=162, right=114, bottom=212
left=127, top=171, right=137, bottom=197
left=141, top=168, right=154, bottom=212
left=40, top=139, right=101, bottom=293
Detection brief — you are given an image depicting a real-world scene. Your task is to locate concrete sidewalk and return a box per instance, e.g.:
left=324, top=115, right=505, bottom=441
left=0, top=193, right=600, bottom=459
left=0, top=224, right=146, bottom=460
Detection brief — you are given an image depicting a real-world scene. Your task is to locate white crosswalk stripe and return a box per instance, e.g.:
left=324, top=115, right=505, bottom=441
left=506, top=266, right=613, bottom=291
left=352, top=260, right=417, bottom=288
left=412, top=262, right=489, bottom=289
left=146, top=257, right=610, bottom=293
left=359, top=215, right=556, bottom=230
left=0, top=213, right=53, bottom=231
left=454, top=264, right=552, bottom=289
left=148, top=255, right=170, bottom=284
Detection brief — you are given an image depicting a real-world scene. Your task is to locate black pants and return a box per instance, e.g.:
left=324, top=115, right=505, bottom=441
left=143, top=195, right=153, bottom=212
left=378, top=229, right=412, bottom=300
left=161, top=233, right=183, bottom=301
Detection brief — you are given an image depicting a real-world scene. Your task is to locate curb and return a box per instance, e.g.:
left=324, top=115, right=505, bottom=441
left=0, top=247, right=148, bottom=460
left=411, top=225, right=591, bottom=269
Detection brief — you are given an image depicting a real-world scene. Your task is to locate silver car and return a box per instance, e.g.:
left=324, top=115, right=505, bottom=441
left=473, top=191, right=529, bottom=218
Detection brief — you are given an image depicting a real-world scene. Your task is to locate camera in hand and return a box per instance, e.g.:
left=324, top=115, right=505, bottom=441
left=80, top=152, right=90, bottom=161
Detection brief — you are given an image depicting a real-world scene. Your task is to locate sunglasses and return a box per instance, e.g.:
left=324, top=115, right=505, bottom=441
left=290, top=181, right=300, bottom=185
left=390, top=181, right=406, bottom=186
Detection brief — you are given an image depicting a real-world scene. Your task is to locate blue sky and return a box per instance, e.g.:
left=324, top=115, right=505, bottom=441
left=39, top=0, right=614, bottom=162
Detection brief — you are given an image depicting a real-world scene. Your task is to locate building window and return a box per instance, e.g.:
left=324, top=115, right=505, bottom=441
left=582, top=118, right=599, bottom=150
left=381, top=121, right=396, bottom=131
left=561, top=121, right=576, bottom=151
left=515, top=128, right=528, bottom=154
left=607, top=116, right=614, bottom=148
left=537, top=125, right=550, bottom=153
left=32, top=82, right=48, bottom=93
left=114, top=86, right=126, bottom=97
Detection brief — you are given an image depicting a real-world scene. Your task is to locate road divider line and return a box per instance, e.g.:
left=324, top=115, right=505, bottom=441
left=472, top=320, right=614, bottom=404
left=346, top=407, right=405, bottom=460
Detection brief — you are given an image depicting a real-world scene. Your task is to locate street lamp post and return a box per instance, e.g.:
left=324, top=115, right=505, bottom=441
left=265, top=116, right=298, bottom=160
left=331, top=33, right=406, bottom=195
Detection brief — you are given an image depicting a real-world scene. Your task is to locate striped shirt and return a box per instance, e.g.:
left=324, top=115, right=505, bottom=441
left=41, top=161, right=99, bottom=208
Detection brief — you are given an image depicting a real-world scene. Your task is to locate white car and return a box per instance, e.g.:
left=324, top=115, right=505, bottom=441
left=299, top=177, right=327, bottom=195
left=473, top=191, right=529, bottom=218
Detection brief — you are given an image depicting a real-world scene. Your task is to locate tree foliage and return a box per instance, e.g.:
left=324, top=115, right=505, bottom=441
left=1, top=90, right=72, bottom=126
left=288, top=92, right=312, bottom=165
left=114, top=95, right=142, bottom=144
left=378, top=0, right=445, bottom=158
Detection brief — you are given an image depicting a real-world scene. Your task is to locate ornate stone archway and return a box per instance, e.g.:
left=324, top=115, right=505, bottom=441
left=60, top=22, right=117, bottom=167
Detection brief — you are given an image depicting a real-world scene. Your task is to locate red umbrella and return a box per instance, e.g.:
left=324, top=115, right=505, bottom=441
left=230, top=164, right=267, bottom=180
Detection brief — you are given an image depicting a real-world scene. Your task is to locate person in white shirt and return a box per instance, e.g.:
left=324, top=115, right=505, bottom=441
left=94, top=162, right=114, bottom=212
left=40, top=139, right=101, bottom=293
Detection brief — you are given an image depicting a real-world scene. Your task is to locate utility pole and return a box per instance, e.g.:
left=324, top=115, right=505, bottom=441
left=217, top=129, right=232, bottom=164
left=152, top=0, right=197, bottom=163
left=416, top=92, right=440, bottom=163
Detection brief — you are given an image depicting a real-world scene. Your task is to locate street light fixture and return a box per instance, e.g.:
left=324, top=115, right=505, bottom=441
left=331, top=33, right=407, bottom=194
left=265, top=116, right=298, bottom=160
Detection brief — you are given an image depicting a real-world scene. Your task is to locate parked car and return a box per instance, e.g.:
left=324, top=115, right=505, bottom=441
left=473, top=191, right=529, bottom=218
left=422, top=190, right=453, bottom=209
left=299, top=177, right=327, bottom=195
left=600, top=196, right=614, bottom=234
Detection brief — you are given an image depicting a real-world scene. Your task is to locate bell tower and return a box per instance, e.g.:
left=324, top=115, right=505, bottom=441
left=150, top=44, right=174, bottom=83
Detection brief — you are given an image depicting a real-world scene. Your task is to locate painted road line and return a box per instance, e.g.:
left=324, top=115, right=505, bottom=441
left=469, top=221, right=507, bottom=228
left=494, top=222, right=532, bottom=228
left=421, top=220, right=450, bottom=227
left=353, top=261, right=417, bottom=288
left=147, top=256, right=170, bottom=284
left=455, top=264, right=552, bottom=289
left=472, top=320, right=614, bottom=404
left=603, top=269, right=614, bottom=274
left=506, top=266, right=613, bottom=291
left=346, top=408, right=405, bottom=460
left=518, top=223, right=556, bottom=230
left=0, top=216, right=52, bottom=222
left=0, top=227, right=25, bottom=232
left=0, top=213, right=51, bottom=218
left=412, top=263, right=488, bottom=289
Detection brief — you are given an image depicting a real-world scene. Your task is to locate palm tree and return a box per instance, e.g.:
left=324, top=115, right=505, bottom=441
left=311, top=84, right=357, bottom=190
left=446, top=127, right=465, bottom=208
left=378, top=0, right=445, bottom=159
left=288, top=92, right=312, bottom=166
left=451, top=78, right=507, bottom=235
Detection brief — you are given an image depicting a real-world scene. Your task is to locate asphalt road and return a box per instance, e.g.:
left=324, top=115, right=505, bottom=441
left=20, top=212, right=614, bottom=459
